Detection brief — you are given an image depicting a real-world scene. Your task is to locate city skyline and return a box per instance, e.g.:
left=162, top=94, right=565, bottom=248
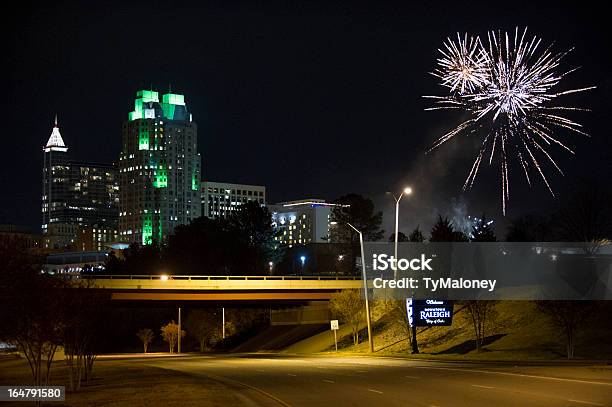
left=1, top=3, right=611, bottom=406
left=2, top=1, right=611, bottom=237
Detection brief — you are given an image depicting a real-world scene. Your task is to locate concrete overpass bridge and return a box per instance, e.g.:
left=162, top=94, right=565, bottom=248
left=80, top=274, right=362, bottom=302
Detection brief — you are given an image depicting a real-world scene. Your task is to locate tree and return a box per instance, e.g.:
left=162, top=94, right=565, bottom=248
left=160, top=321, right=185, bottom=353
left=387, top=300, right=412, bottom=345
left=166, top=202, right=283, bottom=276
left=536, top=301, right=595, bottom=359
left=470, top=214, right=496, bottom=242
left=330, top=289, right=365, bottom=346
left=388, top=232, right=409, bottom=243
left=330, top=194, right=384, bottom=243
left=185, top=310, right=220, bottom=352
left=0, top=242, right=63, bottom=387
left=553, top=179, right=612, bottom=243
left=430, top=215, right=468, bottom=242
left=105, top=243, right=163, bottom=275
left=408, top=226, right=425, bottom=242
left=531, top=180, right=611, bottom=358
left=465, top=214, right=497, bottom=352
left=464, top=300, right=497, bottom=352
left=62, top=280, right=110, bottom=390
left=136, top=328, right=154, bottom=353
left=228, top=201, right=284, bottom=274
left=223, top=308, right=270, bottom=338
left=421, top=216, right=468, bottom=355
left=166, top=216, right=240, bottom=275
left=505, top=214, right=553, bottom=242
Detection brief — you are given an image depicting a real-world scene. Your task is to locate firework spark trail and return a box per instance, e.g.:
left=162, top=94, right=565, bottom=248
left=426, top=27, right=594, bottom=214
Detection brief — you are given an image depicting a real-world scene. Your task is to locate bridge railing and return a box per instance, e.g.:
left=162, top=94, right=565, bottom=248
left=79, top=274, right=361, bottom=281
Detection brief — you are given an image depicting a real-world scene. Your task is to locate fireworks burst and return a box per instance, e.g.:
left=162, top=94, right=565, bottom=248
left=432, top=33, right=489, bottom=94
left=426, top=27, right=595, bottom=214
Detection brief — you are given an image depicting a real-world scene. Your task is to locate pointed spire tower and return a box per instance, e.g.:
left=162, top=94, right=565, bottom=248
left=44, top=114, right=68, bottom=152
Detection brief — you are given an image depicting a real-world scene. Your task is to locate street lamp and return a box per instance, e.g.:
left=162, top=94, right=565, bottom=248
left=300, top=255, right=306, bottom=267
left=346, top=222, right=374, bottom=353
left=388, top=187, right=412, bottom=279
left=178, top=306, right=182, bottom=354
left=387, top=186, right=419, bottom=354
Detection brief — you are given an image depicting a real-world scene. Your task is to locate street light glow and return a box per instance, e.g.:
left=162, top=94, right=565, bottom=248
left=160, top=274, right=169, bottom=281
left=404, top=187, right=413, bottom=195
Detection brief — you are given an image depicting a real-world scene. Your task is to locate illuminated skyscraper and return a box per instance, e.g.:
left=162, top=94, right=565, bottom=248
left=119, top=89, right=201, bottom=245
left=42, top=117, right=119, bottom=249
left=42, top=116, right=70, bottom=236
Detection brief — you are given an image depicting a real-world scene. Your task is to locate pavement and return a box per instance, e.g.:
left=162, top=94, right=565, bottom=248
left=130, top=353, right=612, bottom=407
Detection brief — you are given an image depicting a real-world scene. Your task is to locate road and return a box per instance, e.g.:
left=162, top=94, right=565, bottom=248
left=135, top=354, right=612, bottom=407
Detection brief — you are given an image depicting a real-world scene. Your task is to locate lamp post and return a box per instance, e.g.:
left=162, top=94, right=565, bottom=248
left=388, top=187, right=412, bottom=279
left=388, top=187, right=419, bottom=354
left=346, top=222, right=374, bottom=353
left=178, top=306, right=182, bottom=354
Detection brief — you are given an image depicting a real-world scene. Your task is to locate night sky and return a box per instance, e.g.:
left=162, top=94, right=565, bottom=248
left=2, top=1, right=611, bottom=237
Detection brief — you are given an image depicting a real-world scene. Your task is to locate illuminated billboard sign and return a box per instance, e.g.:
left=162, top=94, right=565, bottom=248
left=406, top=299, right=454, bottom=327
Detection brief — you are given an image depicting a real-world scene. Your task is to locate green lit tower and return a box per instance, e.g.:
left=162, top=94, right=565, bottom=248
left=119, top=89, right=201, bottom=245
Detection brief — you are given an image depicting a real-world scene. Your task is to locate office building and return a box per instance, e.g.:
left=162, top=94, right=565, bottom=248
left=201, top=181, right=265, bottom=218
left=75, top=225, right=120, bottom=252
left=269, top=199, right=344, bottom=247
left=119, top=89, right=202, bottom=245
left=42, top=117, right=119, bottom=249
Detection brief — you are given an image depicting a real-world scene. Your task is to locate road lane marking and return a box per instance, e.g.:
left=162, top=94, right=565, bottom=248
left=178, top=370, right=292, bottom=407
left=471, top=384, right=495, bottom=389
left=568, top=399, right=605, bottom=406
left=367, top=389, right=383, bottom=394
left=323, top=379, right=335, bottom=384
left=357, top=370, right=368, bottom=373
left=256, top=369, right=265, bottom=373
left=404, top=375, right=420, bottom=379
left=287, top=373, right=297, bottom=377
left=411, top=366, right=612, bottom=386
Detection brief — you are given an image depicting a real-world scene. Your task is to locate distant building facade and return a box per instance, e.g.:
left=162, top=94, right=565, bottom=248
left=119, top=89, right=202, bottom=245
left=42, top=117, right=119, bottom=249
left=201, top=181, right=265, bottom=218
left=0, top=224, right=40, bottom=249
left=75, top=225, right=119, bottom=252
left=269, top=199, right=344, bottom=247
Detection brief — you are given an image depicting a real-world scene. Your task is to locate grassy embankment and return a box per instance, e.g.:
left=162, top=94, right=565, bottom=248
left=285, top=301, right=612, bottom=361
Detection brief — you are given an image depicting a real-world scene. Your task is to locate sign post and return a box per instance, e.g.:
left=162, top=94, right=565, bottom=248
left=330, top=320, right=339, bottom=351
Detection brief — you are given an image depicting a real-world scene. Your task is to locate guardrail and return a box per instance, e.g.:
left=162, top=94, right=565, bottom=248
left=80, top=274, right=361, bottom=281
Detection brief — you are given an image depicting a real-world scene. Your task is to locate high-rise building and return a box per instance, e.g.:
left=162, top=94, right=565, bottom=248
left=119, top=89, right=201, bottom=245
left=201, top=181, right=265, bottom=218
left=42, top=117, right=119, bottom=249
left=269, top=199, right=345, bottom=247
